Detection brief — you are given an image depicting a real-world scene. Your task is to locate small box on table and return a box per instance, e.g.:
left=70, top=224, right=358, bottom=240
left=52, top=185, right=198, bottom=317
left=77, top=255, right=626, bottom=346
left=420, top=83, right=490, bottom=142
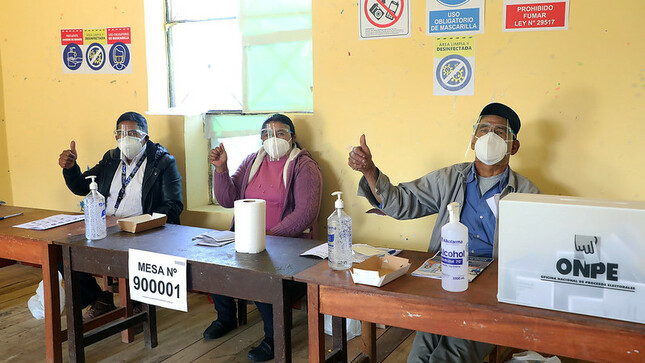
left=117, top=213, right=167, bottom=233
left=350, top=255, right=410, bottom=287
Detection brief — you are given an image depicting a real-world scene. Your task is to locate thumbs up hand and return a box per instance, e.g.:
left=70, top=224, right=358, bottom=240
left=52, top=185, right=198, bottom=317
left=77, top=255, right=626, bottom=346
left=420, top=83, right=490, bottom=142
left=209, top=143, right=229, bottom=173
left=59, top=141, right=78, bottom=170
left=348, top=134, right=376, bottom=176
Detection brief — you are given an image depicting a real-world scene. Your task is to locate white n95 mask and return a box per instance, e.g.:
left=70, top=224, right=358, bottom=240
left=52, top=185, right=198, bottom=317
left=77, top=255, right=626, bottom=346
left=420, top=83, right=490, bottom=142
left=119, top=136, right=144, bottom=160
left=263, top=137, right=291, bottom=160
left=474, top=132, right=509, bottom=165
left=262, top=137, right=291, bottom=161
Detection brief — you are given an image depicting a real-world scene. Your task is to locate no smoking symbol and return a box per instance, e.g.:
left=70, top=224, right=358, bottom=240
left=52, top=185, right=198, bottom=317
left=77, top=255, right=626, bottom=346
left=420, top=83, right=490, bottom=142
left=436, top=54, right=472, bottom=91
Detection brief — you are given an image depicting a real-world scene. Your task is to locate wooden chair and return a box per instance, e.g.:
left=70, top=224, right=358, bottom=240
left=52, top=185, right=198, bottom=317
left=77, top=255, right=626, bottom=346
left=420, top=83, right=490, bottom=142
left=100, top=275, right=135, bottom=343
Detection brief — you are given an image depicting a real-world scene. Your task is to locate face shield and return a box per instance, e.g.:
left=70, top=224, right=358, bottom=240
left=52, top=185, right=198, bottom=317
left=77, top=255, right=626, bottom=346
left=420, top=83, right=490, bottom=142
left=115, top=123, right=147, bottom=160
left=465, top=117, right=515, bottom=165
left=260, top=124, right=292, bottom=161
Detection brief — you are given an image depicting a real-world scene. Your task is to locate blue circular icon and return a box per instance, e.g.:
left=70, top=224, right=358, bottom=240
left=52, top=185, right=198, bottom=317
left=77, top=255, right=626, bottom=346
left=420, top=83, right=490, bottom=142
left=86, top=43, right=106, bottom=71
left=437, top=0, right=470, bottom=6
left=63, top=43, right=83, bottom=71
left=109, top=42, right=130, bottom=71
left=436, top=54, right=472, bottom=91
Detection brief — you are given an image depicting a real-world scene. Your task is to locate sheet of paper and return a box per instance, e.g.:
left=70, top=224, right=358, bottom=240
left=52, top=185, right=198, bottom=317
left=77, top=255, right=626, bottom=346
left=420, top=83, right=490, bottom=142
left=300, top=243, right=329, bottom=259
left=300, top=243, right=401, bottom=263
left=13, top=214, right=84, bottom=230
left=193, top=230, right=235, bottom=247
left=195, top=240, right=235, bottom=247
left=486, top=193, right=500, bottom=218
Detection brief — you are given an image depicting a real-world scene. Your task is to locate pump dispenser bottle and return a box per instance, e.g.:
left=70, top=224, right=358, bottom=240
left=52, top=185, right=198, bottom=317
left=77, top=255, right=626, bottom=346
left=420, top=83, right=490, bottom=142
left=327, top=191, right=352, bottom=270
left=441, top=202, right=468, bottom=292
left=84, top=175, right=107, bottom=240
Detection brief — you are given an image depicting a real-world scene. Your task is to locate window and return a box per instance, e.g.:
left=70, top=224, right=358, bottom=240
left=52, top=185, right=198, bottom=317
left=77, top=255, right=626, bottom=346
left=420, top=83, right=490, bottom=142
left=148, top=0, right=313, bottom=113
left=145, top=0, right=313, bottom=205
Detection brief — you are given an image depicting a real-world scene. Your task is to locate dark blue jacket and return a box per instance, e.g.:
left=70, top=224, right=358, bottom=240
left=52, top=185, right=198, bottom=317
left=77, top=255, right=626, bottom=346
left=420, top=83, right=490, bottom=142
left=62, top=140, right=183, bottom=224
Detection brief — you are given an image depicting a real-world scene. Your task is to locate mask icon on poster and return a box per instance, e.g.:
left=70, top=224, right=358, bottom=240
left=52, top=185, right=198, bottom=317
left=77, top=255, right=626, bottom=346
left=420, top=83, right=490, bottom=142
left=112, top=44, right=127, bottom=71
left=109, top=42, right=130, bottom=72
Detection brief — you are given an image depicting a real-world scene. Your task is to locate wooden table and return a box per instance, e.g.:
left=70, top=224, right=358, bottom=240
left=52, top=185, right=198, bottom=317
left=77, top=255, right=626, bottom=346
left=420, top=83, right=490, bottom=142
left=0, top=206, right=127, bottom=363
left=55, top=223, right=322, bottom=363
left=0, top=206, right=87, bottom=363
left=296, top=250, right=645, bottom=363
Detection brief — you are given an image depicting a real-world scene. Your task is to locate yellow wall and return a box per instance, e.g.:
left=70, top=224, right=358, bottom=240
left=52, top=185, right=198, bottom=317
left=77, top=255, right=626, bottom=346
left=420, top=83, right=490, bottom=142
left=0, top=45, right=12, bottom=205
left=1, top=1, right=644, bottom=251
left=0, top=1, right=185, bottom=213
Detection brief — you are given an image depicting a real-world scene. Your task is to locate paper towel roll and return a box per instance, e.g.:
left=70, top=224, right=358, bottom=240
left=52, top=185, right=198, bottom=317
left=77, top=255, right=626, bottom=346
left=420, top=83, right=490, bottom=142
left=234, top=199, right=266, bottom=253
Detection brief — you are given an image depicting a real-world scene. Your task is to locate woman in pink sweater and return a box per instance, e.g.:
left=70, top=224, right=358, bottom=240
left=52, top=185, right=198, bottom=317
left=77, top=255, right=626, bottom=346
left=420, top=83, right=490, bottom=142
left=203, top=114, right=322, bottom=362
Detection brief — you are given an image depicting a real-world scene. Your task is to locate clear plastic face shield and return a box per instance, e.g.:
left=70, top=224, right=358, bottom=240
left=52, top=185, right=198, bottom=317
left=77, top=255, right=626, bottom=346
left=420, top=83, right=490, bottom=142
left=114, top=122, right=147, bottom=160
left=260, top=123, right=292, bottom=161
left=465, top=116, right=515, bottom=165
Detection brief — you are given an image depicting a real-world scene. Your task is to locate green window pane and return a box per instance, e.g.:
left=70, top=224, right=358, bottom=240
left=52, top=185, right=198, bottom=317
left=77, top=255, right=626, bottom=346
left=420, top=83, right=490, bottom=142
left=245, top=40, right=313, bottom=112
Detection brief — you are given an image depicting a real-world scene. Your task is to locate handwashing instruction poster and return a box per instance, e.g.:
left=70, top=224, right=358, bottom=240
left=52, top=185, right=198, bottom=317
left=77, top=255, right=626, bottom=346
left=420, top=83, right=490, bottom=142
left=427, top=0, right=484, bottom=36
left=433, top=36, right=475, bottom=96
left=61, top=27, right=132, bottom=74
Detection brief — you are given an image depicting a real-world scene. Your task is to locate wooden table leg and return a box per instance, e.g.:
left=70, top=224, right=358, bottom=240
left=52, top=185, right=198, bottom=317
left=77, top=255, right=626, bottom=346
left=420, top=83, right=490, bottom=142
left=307, top=283, right=325, bottom=363
left=273, top=279, right=292, bottom=363
left=63, top=246, right=85, bottom=363
left=119, top=278, right=134, bottom=343
left=42, top=244, right=63, bottom=363
left=332, top=316, right=348, bottom=356
left=361, top=321, right=377, bottom=362
left=143, top=303, right=158, bottom=348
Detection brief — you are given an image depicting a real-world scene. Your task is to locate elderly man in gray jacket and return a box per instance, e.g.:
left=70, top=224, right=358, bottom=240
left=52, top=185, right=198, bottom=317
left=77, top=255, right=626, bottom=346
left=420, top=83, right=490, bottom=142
left=348, top=103, right=540, bottom=363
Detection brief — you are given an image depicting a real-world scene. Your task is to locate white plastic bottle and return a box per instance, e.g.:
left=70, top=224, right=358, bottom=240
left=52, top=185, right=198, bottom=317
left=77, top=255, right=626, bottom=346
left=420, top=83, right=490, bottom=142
left=84, top=175, right=107, bottom=240
left=327, top=191, right=352, bottom=270
left=441, top=202, right=468, bottom=292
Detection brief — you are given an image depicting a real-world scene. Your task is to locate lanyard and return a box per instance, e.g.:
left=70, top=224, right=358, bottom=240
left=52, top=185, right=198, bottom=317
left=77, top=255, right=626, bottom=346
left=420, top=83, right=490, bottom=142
left=113, top=155, right=146, bottom=212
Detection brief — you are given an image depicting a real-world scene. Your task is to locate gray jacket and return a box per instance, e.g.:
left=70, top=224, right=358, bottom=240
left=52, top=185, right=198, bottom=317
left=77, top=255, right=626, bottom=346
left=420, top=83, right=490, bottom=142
left=358, top=162, right=540, bottom=258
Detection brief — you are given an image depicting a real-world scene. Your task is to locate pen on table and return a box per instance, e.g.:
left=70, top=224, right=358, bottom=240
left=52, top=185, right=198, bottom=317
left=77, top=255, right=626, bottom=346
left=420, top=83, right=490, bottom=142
left=0, top=212, right=23, bottom=221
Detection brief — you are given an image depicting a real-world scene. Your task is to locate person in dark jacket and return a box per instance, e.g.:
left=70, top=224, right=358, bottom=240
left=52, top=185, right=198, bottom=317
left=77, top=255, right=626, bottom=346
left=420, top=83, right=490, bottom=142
left=58, top=111, right=183, bottom=320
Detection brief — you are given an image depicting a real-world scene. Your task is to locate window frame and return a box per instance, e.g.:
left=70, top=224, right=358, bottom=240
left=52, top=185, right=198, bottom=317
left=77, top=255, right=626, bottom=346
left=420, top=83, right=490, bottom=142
left=155, top=0, right=313, bottom=114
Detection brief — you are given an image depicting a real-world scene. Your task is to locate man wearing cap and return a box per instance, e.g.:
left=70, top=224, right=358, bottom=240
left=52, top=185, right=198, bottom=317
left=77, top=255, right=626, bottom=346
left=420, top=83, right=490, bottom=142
left=348, top=103, right=540, bottom=362
left=58, top=111, right=183, bottom=320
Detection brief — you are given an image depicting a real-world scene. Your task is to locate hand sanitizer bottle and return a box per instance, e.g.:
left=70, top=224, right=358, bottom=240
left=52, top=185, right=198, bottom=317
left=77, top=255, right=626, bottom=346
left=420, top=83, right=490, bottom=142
left=84, top=175, right=107, bottom=240
left=441, top=202, right=468, bottom=292
left=328, top=191, right=352, bottom=270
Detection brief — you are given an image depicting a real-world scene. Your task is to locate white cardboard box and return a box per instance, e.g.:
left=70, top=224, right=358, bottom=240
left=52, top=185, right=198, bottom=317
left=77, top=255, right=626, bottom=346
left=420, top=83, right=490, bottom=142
left=350, top=255, right=411, bottom=287
left=498, top=193, right=645, bottom=324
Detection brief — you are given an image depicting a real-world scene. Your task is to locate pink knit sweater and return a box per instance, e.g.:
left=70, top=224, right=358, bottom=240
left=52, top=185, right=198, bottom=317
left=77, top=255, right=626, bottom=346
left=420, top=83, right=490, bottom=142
left=212, top=148, right=323, bottom=239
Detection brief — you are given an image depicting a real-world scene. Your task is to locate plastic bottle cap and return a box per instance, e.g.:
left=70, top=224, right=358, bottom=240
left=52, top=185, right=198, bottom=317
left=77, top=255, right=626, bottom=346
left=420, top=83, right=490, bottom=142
left=85, top=175, right=98, bottom=191
left=447, top=202, right=461, bottom=223
left=332, top=191, right=344, bottom=209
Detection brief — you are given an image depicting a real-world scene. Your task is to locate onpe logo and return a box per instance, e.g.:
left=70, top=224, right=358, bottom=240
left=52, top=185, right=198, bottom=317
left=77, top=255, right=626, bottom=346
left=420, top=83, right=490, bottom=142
left=556, top=234, right=618, bottom=281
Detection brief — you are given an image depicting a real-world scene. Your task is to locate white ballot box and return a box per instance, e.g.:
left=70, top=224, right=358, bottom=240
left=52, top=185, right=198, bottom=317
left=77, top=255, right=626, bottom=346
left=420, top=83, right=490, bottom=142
left=498, top=193, right=645, bottom=324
